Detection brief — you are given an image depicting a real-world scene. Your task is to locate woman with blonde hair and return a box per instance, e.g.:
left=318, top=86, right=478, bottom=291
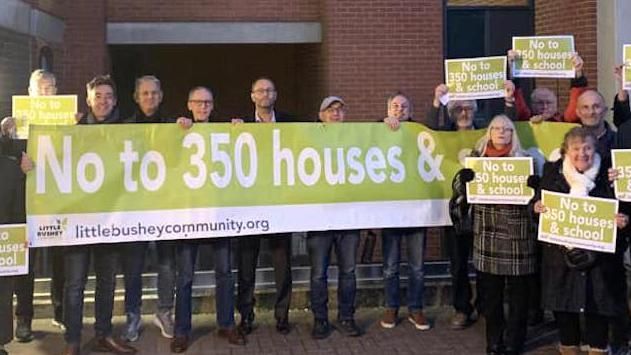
left=451, top=114, right=537, bottom=355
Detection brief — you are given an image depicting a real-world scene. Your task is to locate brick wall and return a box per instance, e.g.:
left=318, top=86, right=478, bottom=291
left=0, top=28, right=31, bottom=117
left=107, top=0, right=320, bottom=22
left=58, top=0, right=109, bottom=112
left=321, top=0, right=444, bottom=122
left=534, top=0, right=597, bottom=109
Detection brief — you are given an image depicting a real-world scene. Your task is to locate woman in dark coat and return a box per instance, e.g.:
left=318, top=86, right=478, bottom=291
left=452, top=114, right=538, bottom=355
left=533, top=127, right=629, bottom=355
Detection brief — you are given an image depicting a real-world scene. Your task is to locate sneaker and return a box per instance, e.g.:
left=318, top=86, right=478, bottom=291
left=311, top=319, right=331, bottom=339
left=408, top=311, right=431, bottom=331
left=153, top=311, right=174, bottom=339
left=124, top=312, right=142, bottom=342
left=15, top=318, right=33, bottom=343
left=450, top=312, right=475, bottom=330
left=51, top=318, right=66, bottom=331
left=380, top=308, right=398, bottom=329
left=335, top=319, right=362, bottom=337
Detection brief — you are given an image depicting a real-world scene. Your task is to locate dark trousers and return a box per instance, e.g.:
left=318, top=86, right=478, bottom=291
left=478, top=272, right=532, bottom=353
left=0, top=276, right=14, bottom=345
left=174, top=238, right=235, bottom=336
left=555, top=311, right=609, bottom=350
left=124, top=241, right=176, bottom=316
left=307, top=230, right=359, bottom=321
left=63, top=245, right=118, bottom=344
left=13, top=247, right=65, bottom=321
left=445, top=228, right=476, bottom=315
left=237, top=234, right=292, bottom=321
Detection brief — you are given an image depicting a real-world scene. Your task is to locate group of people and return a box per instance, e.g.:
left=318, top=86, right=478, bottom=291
left=0, top=47, right=630, bottom=355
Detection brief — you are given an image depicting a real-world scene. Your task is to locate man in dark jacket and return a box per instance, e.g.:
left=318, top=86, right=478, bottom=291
left=0, top=147, right=26, bottom=355
left=122, top=75, right=177, bottom=342
left=236, top=77, right=293, bottom=335
left=55, top=75, right=136, bottom=355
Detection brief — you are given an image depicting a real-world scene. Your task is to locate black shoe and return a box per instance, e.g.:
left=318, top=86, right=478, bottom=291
left=311, top=319, right=331, bottom=339
left=15, top=318, right=33, bottom=343
left=238, top=312, right=254, bottom=335
left=276, top=318, right=290, bottom=335
left=335, top=319, right=362, bottom=337
left=486, top=344, right=504, bottom=355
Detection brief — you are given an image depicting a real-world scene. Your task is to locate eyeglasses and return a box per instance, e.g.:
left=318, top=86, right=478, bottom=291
left=490, top=126, right=513, bottom=133
left=189, top=100, right=213, bottom=107
left=252, top=88, right=276, bottom=95
left=453, top=106, right=474, bottom=113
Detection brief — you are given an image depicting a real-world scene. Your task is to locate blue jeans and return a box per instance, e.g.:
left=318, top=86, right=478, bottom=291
left=174, top=238, right=235, bottom=336
left=124, top=241, right=176, bottom=316
left=63, top=245, right=118, bottom=344
left=307, top=230, right=359, bottom=321
left=382, top=228, right=427, bottom=312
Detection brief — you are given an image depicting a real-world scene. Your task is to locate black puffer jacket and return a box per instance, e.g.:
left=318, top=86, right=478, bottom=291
left=536, top=159, right=627, bottom=316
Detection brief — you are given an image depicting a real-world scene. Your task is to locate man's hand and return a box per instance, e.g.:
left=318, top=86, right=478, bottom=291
left=572, top=52, right=584, bottom=78
left=433, top=84, right=449, bottom=108
left=176, top=117, right=193, bottom=130
left=533, top=200, right=547, bottom=214
left=20, top=152, right=34, bottom=173
left=614, top=64, right=628, bottom=102
left=383, top=116, right=400, bottom=131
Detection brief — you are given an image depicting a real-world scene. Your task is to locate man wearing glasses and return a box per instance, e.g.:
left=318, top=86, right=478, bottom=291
left=170, top=87, right=245, bottom=352
left=235, top=77, right=293, bottom=335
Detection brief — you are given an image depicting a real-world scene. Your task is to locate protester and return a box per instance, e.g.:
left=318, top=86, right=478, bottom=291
left=307, top=96, right=362, bottom=339
left=0, top=130, right=26, bottom=355
left=533, top=127, right=629, bottom=355
left=236, top=77, right=293, bottom=335
left=169, top=87, right=245, bottom=352
left=452, top=115, right=536, bottom=355
left=122, top=75, right=177, bottom=342
left=381, top=92, right=431, bottom=331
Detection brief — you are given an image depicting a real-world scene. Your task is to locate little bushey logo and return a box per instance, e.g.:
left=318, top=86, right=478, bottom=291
left=37, top=218, right=68, bottom=240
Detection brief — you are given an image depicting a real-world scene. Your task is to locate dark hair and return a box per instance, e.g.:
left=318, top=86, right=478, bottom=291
left=560, top=126, right=597, bottom=156
left=251, top=77, right=275, bottom=92
left=86, top=75, right=117, bottom=98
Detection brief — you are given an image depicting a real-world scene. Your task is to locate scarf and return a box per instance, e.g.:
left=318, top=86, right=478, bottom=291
left=484, top=142, right=512, bottom=157
left=562, top=153, right=601, bottom=196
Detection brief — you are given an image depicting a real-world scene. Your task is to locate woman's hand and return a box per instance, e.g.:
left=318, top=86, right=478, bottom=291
left=533, top=200, right=547, bottom=214
left=608, top=167, right=620, bottom=182
left=616, top=213, right=629, bottom=229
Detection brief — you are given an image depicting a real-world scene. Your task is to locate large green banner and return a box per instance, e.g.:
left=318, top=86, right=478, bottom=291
left=27, top=121, right=575, bottom=247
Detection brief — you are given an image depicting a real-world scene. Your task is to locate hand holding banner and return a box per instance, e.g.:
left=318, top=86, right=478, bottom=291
left=465, top=157, right=534, bottom=205
left=444, top=56, right=507, bottom=100
left=512, top=36, right=575, bottom=78
left=538, top=190, right=618, bottom=253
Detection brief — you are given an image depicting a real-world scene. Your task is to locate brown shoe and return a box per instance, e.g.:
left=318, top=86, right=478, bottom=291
left=408, top=311, right=431, bottom=331
left=450, top=312, right=475, bottom=330
left=170, top=336, right=189, bottom=353
left=217, top=328, right=246, bottom=346
left=380, top=308, right=398, bottom=329
left=93, top=336, right=137, bottom=354
left=62, top=343, right=80, bottom=355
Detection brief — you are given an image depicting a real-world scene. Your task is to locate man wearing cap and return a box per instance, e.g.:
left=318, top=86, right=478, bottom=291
left=307, top=96, right=362, bottom=339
